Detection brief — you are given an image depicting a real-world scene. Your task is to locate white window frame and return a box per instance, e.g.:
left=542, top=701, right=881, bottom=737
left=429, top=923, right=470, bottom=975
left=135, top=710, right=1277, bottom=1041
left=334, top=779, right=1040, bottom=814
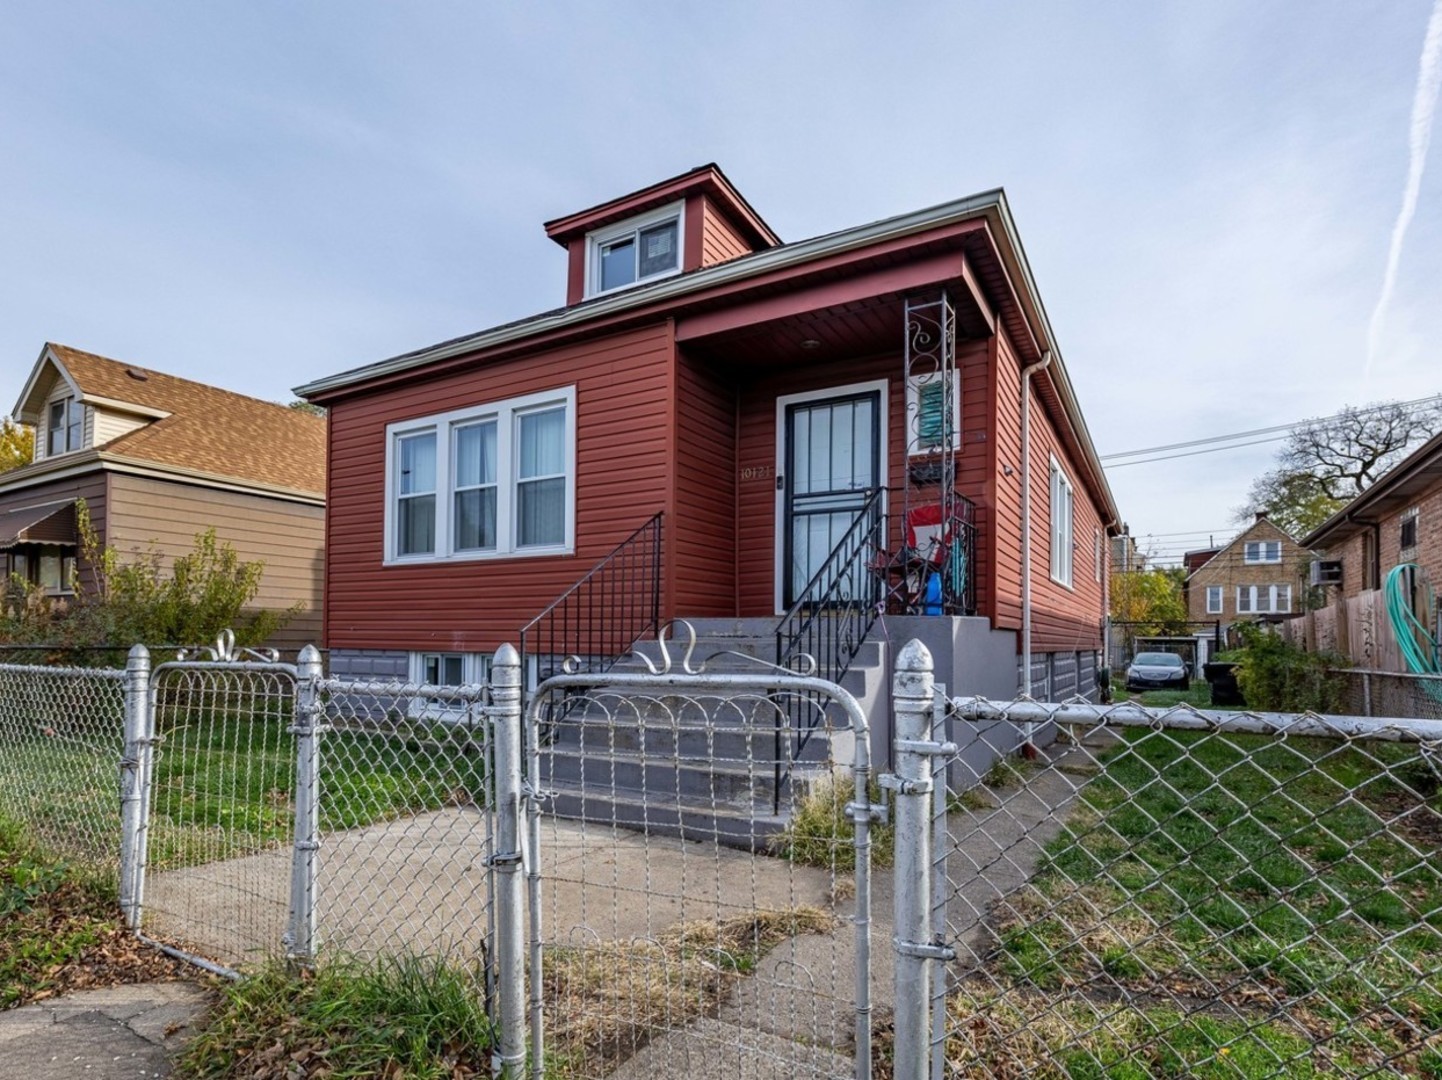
left=1205, top=585, right=1223, bottom=614
left=407, top=651, right=492, bottom=721
left=1094, top=527, right=1103, bottom=583
left=1243, top=540, right=1282, bottom=564
left=1235, top=584, right=1291, bottom=614
left=904, top=372, right=960, bottom=457
left=46, top=393, right=83, bottom=457
left=584, top=201, right=685, bottom=299
left=383, top=386, right=576, bottom=565
left=1049, top=456, right=1074, bottom=588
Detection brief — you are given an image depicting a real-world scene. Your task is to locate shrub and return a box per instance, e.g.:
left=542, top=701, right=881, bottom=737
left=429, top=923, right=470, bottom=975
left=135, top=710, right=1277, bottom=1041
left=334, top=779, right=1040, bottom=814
left=0, top=499, right=294, bottom=657
left=1232, top=623, right=1345, bottom=713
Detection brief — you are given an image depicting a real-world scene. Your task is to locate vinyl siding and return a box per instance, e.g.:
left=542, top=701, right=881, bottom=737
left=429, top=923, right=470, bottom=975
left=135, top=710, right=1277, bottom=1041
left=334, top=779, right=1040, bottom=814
left=699, top=196, right=752, bottom=267
left=0, top=472, right=106, bottom=591
left=92, top=408, right=149, bottom=447
left=105, top=473, right=325, bottom=651
left=673, top=352, right=737, bottom=614
left=323, top=322, right=674, bottom=652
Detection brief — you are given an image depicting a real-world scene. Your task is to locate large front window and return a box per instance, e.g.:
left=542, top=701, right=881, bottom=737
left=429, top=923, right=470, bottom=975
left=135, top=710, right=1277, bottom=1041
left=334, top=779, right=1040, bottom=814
left=385, top=387, right=575, bottom=564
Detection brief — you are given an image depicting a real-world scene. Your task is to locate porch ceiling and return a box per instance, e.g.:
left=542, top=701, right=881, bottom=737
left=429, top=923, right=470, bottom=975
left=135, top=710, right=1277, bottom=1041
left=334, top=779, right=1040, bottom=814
left=676, top=276, right=993, bottom=369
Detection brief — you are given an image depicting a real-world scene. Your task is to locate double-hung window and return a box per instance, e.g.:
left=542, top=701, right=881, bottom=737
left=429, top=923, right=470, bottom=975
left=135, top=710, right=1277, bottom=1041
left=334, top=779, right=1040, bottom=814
left=1049, top=457, right=1075, bottom=587
left=1401, top=507, right=1419, bottom=554
left=1236, top=584, right=1291, bottom=614
left=1243, top=540, right=1282, bottom=564
left=586, top=202, right=683, bottom=297
left=1206, top=585, right=1223, bottom=614
left=47, top=396, right=82, bottom=457
left=385, top=386, right=575, bottom=564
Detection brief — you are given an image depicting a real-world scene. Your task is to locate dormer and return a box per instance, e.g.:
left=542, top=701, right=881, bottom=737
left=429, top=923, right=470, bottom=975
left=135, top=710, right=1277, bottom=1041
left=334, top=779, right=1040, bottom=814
left=12, top=344, right=169, bottom=464
left=544, top=163, right=780, bottom=306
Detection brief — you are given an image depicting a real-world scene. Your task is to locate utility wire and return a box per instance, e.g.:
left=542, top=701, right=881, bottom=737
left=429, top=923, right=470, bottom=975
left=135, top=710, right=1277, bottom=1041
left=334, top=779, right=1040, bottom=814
left=1098, top=392, right=1442, bottom=462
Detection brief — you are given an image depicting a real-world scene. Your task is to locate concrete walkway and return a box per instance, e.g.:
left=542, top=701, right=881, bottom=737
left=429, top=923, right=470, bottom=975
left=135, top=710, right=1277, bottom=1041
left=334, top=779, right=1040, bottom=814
left=0, top=983, right=211, bottom=1079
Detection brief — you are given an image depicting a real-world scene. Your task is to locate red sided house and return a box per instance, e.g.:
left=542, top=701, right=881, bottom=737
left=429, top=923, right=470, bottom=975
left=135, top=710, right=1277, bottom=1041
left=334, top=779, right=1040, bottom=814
left=298, top=166, right=1120, bottom=738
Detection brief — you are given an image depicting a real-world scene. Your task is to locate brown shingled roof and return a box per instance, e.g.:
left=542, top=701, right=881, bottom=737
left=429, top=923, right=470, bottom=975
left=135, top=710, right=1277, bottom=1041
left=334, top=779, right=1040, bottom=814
left=49, top=344, right=326, bottom=497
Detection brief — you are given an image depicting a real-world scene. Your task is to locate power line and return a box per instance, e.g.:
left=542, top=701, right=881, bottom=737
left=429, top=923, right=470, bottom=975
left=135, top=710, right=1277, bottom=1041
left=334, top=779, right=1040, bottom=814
left=1098, top=392, right=1442, bottom=462
left=1104, top=435, right=1291, bottom=469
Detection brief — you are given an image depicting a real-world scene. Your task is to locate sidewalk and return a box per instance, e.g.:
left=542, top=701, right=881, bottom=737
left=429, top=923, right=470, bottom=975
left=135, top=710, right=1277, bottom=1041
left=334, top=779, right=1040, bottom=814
left=0, top=982, right=211, bottom=1080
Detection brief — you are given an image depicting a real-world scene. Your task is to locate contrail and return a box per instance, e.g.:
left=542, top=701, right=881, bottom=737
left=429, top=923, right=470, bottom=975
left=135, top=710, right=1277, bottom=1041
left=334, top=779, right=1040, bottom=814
left=1366, top=0, right=1442, bottom=374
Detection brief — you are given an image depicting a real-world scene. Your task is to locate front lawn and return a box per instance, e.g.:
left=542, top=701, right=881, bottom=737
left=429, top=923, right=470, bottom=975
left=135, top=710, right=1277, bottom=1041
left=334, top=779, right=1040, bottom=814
left=948, top=726, right=1442, bottom=1077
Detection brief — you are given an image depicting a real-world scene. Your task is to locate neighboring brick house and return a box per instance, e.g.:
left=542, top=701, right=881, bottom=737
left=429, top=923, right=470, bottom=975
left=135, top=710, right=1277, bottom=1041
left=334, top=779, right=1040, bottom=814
left=1302, top=430, right=1442, bottom=601
left=1, top=344, right=326, bottom=651
left=1185, top=515, right=1313, bottom=627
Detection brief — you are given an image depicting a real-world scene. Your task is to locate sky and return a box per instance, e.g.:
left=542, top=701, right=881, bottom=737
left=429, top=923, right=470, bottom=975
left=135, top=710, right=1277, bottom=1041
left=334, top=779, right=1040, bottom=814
left=1, top=1, right=1439, bottom=564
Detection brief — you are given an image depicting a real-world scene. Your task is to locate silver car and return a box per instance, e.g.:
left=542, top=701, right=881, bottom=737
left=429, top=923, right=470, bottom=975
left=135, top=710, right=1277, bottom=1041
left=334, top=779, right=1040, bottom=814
left=1125, top=652, right=1189, bottom=692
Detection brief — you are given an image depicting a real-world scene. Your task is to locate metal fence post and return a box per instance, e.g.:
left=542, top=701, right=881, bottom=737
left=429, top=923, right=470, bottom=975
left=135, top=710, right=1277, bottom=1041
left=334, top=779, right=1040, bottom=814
left=491, top=643, right=527, bottom=1078
left=119, top=644, right=152, bottom=933
left=286, top=644, right=323, bottom=965
left=890, top=639, right=945, bottom=1080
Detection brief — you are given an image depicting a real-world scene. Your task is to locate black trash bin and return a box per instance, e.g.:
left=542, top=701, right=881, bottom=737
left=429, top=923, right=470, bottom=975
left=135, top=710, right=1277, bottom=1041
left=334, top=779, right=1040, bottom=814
left=1203, top=662, right=1244, bottom=707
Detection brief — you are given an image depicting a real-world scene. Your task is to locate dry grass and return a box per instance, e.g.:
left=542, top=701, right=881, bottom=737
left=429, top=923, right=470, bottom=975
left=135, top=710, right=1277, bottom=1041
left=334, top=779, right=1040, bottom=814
left=541, top=905, right=836, bottom=1077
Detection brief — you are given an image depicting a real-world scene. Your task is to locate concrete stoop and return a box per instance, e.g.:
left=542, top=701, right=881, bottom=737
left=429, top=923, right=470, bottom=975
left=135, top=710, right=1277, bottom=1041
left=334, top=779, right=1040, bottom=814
left=539, top=617, right=889, bottom=849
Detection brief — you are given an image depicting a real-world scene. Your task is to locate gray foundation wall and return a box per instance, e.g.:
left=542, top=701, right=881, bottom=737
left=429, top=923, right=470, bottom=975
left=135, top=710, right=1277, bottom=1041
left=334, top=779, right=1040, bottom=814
left=328, top=648, right=410, bottom=682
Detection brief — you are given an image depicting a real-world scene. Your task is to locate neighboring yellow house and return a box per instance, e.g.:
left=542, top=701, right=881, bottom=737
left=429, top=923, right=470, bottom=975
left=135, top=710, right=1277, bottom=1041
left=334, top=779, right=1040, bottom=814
left=1185, top=514, right=1314, bottom=628
left=1, top=343, right=326, bottom=652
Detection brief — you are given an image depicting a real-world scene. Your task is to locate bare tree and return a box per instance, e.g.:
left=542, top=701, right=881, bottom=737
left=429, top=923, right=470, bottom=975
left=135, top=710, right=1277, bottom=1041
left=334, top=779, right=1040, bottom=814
left=1236, top=398, right=1442, bottom=535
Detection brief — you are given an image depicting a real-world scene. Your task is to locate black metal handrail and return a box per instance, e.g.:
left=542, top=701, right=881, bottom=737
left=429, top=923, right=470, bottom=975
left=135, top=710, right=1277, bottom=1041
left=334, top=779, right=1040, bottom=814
left=772, top=488, right=887, bottom=809
left=519, top=512, right=663, bottom=691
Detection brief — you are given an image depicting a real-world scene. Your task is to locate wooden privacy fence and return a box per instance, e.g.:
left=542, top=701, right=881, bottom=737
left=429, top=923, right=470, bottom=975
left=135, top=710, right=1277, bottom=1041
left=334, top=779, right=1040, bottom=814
left=1279, top=588, right=1405, bottom=671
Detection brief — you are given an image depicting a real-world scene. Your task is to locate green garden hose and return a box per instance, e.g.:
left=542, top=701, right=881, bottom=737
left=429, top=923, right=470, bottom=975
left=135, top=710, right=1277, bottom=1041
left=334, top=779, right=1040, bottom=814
left=1384, top=564, right=1442, bottom=700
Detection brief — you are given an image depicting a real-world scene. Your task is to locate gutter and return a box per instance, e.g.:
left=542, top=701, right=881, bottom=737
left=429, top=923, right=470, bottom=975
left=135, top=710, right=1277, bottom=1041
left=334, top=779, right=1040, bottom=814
left=295, top=189, right=1009, bottom=399
left=1020, top=350, right=1054, bottom=730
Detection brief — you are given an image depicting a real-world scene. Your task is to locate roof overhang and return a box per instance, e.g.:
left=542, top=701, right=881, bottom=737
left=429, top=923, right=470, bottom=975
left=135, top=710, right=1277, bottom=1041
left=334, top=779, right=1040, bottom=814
left=1302, top=430, right=1442, bottom=548
left=11, top=345, right=171, bottom=423
left=0, top=449, right=323, bottom=507
left=297, top=187, right=1120, bottom=526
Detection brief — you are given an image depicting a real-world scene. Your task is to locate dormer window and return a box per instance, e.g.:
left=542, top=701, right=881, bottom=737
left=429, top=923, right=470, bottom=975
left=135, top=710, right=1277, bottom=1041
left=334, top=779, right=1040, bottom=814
left=47, top=396, right=81, bottom=456
left=586, top=202, right=683, bottom=297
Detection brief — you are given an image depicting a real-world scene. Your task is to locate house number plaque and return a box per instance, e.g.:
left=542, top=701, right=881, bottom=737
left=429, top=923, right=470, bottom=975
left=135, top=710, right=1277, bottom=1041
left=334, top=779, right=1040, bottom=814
left=740, top=465, right=774, bottom=482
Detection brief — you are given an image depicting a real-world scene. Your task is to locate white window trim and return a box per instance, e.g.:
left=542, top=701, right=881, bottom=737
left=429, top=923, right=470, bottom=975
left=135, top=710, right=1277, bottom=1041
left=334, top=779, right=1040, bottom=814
left=407, top=651, right=491, bottom=722
left=904, top=371, right=960, bottom=457
left=584, top=200, right=685, bottom=299
left=1235, top=584, right=1291, bottom=614
left=1205, top=585, right=1223, bottom=614
left=1242, top=540, right=1282, bottom=565
left=44, top=391, right=84, bottom=459
left=1049, top=456, right=1074, bottom=588
left=383, top=385, right=576, bottom=566
left=1094, top=527, right=1103, bottom=583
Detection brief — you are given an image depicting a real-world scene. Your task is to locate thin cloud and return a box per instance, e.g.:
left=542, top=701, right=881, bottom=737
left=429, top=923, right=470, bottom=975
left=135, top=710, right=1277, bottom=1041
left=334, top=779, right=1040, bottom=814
left=1366, top=0, right=1442, bottom=374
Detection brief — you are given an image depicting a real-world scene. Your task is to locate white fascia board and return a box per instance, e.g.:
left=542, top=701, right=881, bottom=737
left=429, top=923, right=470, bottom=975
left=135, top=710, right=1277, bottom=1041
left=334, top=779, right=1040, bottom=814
left=293, top=190, right=1010, bottom=399
left=12, top=346, right=82, bottom=422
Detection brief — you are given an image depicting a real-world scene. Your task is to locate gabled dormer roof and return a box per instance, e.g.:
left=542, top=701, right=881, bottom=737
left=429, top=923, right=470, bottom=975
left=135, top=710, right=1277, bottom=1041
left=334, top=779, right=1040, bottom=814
left=6, top=344, right=327, bottom=498
left=543, top=162, right=780, bottom=251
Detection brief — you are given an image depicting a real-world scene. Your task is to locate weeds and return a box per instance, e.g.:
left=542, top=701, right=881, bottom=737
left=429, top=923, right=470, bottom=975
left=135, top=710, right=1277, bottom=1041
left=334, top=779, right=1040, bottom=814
left=179, top=954, right=494, bottom=1079
left=770, top=772, right=893, bottom=868
left=542, top=906, right=835, bottom=1077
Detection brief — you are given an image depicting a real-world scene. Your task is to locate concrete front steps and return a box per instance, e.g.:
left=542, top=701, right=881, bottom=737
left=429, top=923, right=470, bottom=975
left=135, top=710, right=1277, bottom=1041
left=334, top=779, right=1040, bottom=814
left=536, top=617, right=889, bottom=850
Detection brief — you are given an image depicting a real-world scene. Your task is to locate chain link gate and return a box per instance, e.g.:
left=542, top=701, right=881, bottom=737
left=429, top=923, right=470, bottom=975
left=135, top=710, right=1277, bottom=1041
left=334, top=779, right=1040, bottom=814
left=521, top=631, right=877, bottom=1080
left=889, top=637, right=1442, bottom=1080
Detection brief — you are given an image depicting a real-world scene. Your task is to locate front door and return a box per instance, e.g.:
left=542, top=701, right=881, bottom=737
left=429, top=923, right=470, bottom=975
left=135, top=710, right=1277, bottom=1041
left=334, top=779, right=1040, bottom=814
left=780, top=389, right=882, bottom=608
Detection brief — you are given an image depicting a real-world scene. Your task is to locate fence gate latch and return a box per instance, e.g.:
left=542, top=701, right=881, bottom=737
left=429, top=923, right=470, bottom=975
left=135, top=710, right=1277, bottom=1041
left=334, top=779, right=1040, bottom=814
left=878, top=772, right=932, bottom=796
left=893, top=936, right=957, bottom=962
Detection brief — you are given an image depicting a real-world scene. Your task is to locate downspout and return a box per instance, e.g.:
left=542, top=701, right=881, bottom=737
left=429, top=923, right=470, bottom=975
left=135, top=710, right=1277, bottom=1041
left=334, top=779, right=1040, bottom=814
left=1019, top=350, right=1053, bottom=736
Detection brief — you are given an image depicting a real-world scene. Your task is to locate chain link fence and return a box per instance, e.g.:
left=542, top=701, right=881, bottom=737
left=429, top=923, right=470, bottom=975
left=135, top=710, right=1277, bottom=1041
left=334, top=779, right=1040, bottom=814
left=1338, top=668, right=1442, bottom=722
left=890, top=640, right=1442, bottom=1080
left=0, top=661, right=127, bottom=873
left=523, top=664, right=876, bottom=1080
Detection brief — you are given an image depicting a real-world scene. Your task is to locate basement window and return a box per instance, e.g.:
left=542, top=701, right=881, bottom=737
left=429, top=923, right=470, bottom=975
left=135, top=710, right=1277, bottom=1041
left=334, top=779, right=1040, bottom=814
left=586, top=202, right=683, bottom=297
